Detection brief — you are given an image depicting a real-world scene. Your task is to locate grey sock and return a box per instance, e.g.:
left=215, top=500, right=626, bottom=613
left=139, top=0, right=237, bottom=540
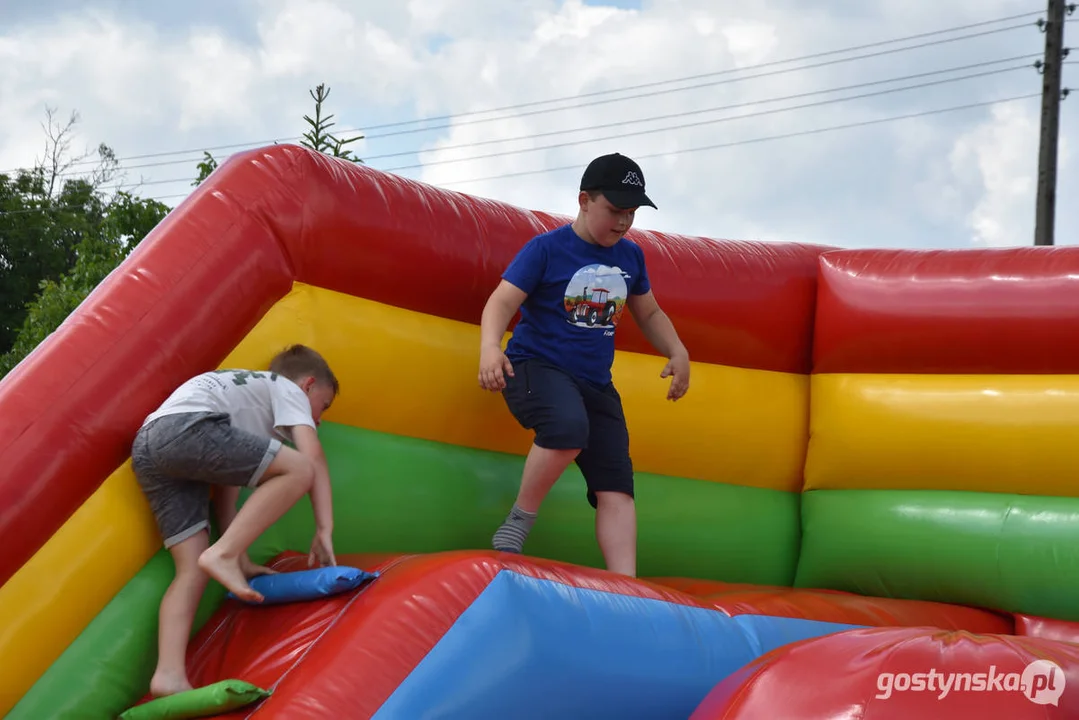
left=492, top=504, right=537, bottom=553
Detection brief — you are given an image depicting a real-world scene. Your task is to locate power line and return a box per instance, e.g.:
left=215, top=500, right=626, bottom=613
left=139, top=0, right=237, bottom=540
left=367, top=58, right=1037, bottom=165
left=3, top=10, right=1044, bottom=177
left=363, top=23, right=1040, bottom=141
left=0, top=93, right=1039, bottom=217
left=31, top=24, right=1044, bottom=182
left=364, top=10, right=1049, bottom=129
left=78, top=54, right=1038, bottom=184
left=436, top=94, right=1041, bottom=188
left=383, top=66, right=1031, bottom=173
left=88, top=62, right=1033, bottom=191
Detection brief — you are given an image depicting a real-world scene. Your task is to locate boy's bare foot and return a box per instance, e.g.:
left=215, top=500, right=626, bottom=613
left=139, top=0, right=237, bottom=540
left=198, top=546, right=264, bottom=603
left=149, top=671, right=193, bottom=698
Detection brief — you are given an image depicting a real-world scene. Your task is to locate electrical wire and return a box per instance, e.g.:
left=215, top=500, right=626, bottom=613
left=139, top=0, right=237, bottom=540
left=3, top=10, right=1044, bottom=177
left=87, top=62, right=1034, bottom=191
left=437, top=93, right=1041, bottom=188
left=107, top=53, right=1042, bottom=173
left=0, top=92, right=1040, bottom=216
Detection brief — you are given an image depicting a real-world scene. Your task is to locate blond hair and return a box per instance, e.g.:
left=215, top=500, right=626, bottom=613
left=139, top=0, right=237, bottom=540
left=269, top=344, right=339, bottom=395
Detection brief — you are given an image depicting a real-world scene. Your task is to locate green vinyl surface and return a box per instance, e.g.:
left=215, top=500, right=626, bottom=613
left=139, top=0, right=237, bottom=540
left=8, top=551, right=228, bottom=720
left=13, top=421, right=798, bottom=719
left=251, top=423, right=801, bottom=584
left=794, top=488, right=1079, bottom=621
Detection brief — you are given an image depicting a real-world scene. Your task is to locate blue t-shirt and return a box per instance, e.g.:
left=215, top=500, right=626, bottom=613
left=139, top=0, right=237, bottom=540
left=501, top=224, right=651, bottom=387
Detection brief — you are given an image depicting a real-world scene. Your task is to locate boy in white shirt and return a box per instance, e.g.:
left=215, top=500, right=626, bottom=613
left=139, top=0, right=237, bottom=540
left=131, top=344, right=339, bottom=697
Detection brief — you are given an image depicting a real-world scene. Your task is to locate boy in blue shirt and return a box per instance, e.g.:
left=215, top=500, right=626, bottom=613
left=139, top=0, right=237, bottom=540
left=477, top=152, right=690, bottom=577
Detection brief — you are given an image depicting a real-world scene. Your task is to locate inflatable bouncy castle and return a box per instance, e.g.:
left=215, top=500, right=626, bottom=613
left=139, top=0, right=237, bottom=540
left=2, top=145, right=1079, bottom=719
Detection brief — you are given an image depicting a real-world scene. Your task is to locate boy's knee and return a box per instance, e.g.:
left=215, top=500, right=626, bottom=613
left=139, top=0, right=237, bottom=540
left=268, top=447, right=316, bottom=490
left=594, top=490, right=635, bottom=509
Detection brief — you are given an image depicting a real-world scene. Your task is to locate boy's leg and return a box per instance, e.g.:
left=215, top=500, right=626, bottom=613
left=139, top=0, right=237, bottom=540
left=151, top=530, right=211, bottom=697
left=494, top=359, right=589, bottom=553
left=131, top=422, right=215, bottom=697
left=575, top=383, right=637, bottom=577
left=198, top=444, right=314, bottom=602
left=139, top=412, right=315, bottom=603
left=211, top=486, right=277, bottom=577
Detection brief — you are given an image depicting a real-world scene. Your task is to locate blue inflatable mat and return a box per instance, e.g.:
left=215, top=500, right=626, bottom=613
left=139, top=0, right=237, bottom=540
left=228, top=565, right=379, bottom=605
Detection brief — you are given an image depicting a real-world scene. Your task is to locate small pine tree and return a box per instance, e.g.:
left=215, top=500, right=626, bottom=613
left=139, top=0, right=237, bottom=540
left=301, top=83, right=365, bottom=163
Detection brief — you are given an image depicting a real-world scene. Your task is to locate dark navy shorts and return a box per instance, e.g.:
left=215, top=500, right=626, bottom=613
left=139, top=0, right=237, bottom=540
left=502, top=358, right=633, bottom=508
left=131, top=411, right=281, bottom=548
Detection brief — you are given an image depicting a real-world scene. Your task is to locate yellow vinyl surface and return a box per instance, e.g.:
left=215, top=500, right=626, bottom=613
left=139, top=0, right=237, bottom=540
left=805, top=373, right=1079, bottom=496
left=223, top=283, right=811, bottom=492
left=0, top=461, right=160, bottom=713
left=0, top=281, right=808, bottom=711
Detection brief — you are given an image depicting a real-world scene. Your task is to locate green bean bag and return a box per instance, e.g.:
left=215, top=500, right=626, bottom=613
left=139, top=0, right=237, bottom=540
left=118, top=679, right=270, bottom=719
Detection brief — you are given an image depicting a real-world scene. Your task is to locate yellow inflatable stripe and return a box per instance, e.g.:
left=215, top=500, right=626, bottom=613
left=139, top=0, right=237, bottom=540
left=222, top=283, right=810, bottom=492
left=0, top=281, right=808, bottom=711
left=0, top=461, right=160, bottom=715
left=805, top=373, right=1079, bottom=496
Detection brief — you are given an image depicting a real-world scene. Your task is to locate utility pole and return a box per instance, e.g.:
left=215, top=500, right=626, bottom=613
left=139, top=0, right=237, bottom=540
left=1033, top=0, right=1073, bottom=246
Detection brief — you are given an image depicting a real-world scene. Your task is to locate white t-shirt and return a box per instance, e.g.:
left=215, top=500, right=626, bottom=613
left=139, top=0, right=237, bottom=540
left=143, top=369, right=316, bottom=443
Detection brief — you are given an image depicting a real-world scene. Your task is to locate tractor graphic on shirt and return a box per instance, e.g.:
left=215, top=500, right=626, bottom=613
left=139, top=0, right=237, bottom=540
left=563, top=264, right=630, bottom=330
left=569, top=286, right=617, bottom=326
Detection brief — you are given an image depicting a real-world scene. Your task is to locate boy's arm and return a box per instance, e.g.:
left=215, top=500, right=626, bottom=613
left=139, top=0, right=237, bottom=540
left=627, top=290, right=691, bottom=400
left=478, top=280, right=528, bottom=390
left=480, top=280, right=528, bottom=349
left=290, top=425, right=334, bottom=534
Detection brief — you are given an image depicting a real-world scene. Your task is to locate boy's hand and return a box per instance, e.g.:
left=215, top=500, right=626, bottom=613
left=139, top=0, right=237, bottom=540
left=661, top=350, right=690, bottom=401
left=478, top=344, right=515, bottom=391
left=308, top=527, right=336, bottom=568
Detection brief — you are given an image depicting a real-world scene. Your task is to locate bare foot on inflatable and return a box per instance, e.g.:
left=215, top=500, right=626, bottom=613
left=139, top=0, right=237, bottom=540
left=198, top=546, right=264, bottom=603
left=149, top=671, right=193, bottom=698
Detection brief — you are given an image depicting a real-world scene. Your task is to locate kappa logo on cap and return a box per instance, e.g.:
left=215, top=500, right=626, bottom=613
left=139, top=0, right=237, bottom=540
left=621, top=171, right=643, bottom=187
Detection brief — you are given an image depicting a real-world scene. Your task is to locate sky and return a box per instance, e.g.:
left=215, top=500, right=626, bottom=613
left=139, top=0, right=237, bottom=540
left=0, top=0, right=1074, bottom=249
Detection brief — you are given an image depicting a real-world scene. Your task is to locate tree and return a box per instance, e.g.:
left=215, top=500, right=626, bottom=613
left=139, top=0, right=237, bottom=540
left=300, top=83, right=365, bottom=163
left=192, top=82, right=365, bottom=187
left=2, top=83, right=367, bottom=379
left=192, top=151, right=218, bottom=187
left=0, top=109, right=169, bottom=378
left=1, top=108, right=120, bottom=350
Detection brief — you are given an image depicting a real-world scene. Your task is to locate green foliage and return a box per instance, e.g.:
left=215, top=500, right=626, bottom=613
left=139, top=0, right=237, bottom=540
left=3, top=84, right=366, bottom=380
left=192, top=151, right=218, bottom=186
left=0, top=189, right=169, bottom=377
left=301, top=83, right=365, bottom=163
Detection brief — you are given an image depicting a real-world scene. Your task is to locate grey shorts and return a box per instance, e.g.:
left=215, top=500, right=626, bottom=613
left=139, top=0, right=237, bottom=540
left=131, top=411, right=281, bottom=548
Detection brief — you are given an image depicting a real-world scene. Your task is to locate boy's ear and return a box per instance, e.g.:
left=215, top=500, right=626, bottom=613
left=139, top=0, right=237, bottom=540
left=300, top=375, right=316, bottom=393
left=577, top=190, right=591, bottom=210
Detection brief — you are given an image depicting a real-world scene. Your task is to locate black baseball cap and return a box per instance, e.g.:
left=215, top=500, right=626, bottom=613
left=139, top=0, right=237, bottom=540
left=579, top=152, right=657, bottom=210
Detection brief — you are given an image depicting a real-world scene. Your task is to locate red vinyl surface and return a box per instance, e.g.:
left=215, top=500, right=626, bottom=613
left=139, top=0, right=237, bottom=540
left=649, top=577, right=1014, bottom=634
left=0, top=196, right=294, bottom=588
left=0, top=145, right=827, bottom=588
left=690, top=626, right=1079, bottom=719
left=174, top=550, right=725, bottom=720
left=813, top=247, right=1079, bottom=374
left=1013, top=614, right=1079, bottom=645
left=125, top=551, right=1035, bottom=719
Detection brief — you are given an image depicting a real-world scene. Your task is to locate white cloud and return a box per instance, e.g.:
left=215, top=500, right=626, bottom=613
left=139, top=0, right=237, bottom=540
left=949, top=101, right=1040, bottom=247
left=0, top=0, right=1073, bottom=249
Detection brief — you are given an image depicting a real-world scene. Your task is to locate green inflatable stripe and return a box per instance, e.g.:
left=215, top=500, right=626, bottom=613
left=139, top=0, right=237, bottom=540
left=794, top=489, right=1079, bottom=621
left=8, top=552, right=228, bottom=720
left=246, top=423, right=800, bottom=584
left=14, top=422, right=798, bottom=718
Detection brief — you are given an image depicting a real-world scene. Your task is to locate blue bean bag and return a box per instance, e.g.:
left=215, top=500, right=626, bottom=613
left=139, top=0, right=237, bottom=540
left=227, top=565, right=379, bottom=605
